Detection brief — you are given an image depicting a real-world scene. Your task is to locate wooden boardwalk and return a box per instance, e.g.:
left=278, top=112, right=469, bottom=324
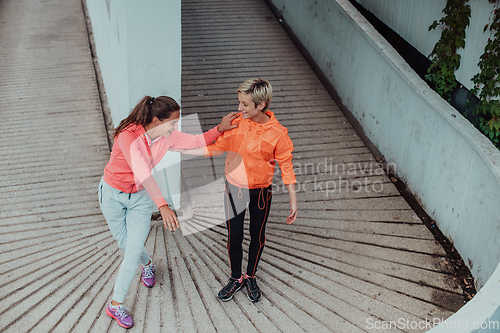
left=0, top=0, right=464, bottom=332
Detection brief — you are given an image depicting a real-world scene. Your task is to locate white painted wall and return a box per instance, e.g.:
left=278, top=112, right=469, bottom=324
left=268, top=0, right=500, bottom=330
left=84, top=0, right=182, bottom=208
left=84, top=0, right=181, bottom=121
left=354, top=0, right=493, bottom=92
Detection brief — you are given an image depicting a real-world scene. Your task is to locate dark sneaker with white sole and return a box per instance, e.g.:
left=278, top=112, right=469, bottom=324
left=244, top=276, right=261, bottom=302
left=218, top=277, right=244, bottom=301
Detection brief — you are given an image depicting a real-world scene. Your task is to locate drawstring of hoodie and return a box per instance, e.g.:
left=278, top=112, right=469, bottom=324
left=258, top=187, right=272, bottom=210
left=258, top=188, right=265, bottom=210
left=226, top=182, right=271, bottom=210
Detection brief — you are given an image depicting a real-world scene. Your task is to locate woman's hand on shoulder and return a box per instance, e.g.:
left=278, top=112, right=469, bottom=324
left=217, top=112, right=239, bottom=133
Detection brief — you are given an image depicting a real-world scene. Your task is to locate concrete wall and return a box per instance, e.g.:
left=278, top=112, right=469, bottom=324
left=268, top=0, right=500, bottom=330
left=354, top=0, right=493, bottom=92
left=84, top=0, right=182, bottom=207
left=84, top=0, right=181, bottom=121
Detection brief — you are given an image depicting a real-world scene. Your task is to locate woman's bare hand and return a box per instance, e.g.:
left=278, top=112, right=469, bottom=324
left=286, top=210, right=297, bottom=224
left=159, top=205, right=179, bottom=231
left=286, top=183, right=297, bottom=224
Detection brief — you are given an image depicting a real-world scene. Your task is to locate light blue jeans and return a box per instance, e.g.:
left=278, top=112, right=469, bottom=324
left=98, top=178, right=155, bottom=303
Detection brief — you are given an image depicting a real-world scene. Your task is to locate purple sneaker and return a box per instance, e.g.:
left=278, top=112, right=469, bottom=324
left=141, top=262, right=155, bottom=288
left=106, top=303, right=133, bottom=329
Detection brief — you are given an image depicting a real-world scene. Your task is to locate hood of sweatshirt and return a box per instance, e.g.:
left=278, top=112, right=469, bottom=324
left=238, top=110, right=279, bottom=131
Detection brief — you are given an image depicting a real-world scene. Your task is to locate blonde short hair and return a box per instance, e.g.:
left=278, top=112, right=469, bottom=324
left=237, top=78, right=273, bottom=111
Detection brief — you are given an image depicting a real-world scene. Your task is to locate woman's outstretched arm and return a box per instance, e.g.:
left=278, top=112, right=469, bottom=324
left=168, top=112, right=238, bottom=150
left=171, top=147, right=224, bottom=156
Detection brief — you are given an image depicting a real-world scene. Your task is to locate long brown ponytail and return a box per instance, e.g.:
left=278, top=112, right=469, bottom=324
left=113, top=96, right=180, bottom=138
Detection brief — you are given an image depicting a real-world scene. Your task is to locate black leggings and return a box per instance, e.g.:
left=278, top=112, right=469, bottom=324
left=224, top=181, right=272, bottom=279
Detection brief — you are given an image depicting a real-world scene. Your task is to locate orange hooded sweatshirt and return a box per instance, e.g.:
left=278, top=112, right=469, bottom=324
left=205, top=111, right=296, bottom=189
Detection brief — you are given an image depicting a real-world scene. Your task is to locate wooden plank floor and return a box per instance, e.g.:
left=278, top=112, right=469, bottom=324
left=0, top=0, right=465, bottom=332
left=0, top=0, right=112, bottom=332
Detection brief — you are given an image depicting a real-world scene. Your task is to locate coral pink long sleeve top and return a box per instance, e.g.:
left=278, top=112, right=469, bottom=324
left=103, top=123, right=221, bottom=209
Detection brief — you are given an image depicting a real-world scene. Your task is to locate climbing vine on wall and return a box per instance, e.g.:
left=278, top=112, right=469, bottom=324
left=471, top=0, right=500, bottom=147
left=425, top=0, right=471, bottom=101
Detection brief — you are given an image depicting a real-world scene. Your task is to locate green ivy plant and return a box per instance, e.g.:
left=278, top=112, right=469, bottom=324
left=471, top=0, right=500, bottom=147
left=425, top=0, right=471, bottom=101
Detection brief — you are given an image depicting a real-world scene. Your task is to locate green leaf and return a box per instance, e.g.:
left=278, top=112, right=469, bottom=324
left=429, top=21, right=439, bottom=31
left=493, top=103, right=500, bottom=118
left=488, top=119, right=495, bottom=131
left=494, top=121, right=500, bottom=131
